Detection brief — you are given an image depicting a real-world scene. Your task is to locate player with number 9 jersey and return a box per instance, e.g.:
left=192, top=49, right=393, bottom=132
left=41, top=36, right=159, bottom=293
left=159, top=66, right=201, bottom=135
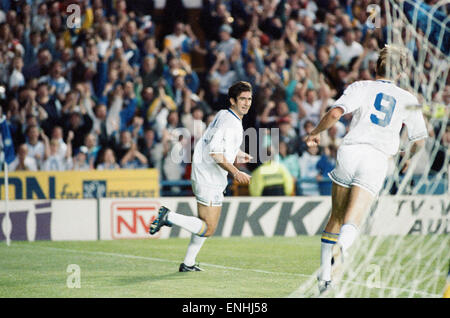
left=334, top=80, right=428, bottom=156
left=304, top=45, right=429, bottom=294
left=327, top=79, right=428, bottom=196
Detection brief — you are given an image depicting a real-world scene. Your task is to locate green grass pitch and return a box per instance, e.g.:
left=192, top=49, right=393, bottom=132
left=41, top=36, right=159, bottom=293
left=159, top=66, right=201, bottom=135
left=0, top=236, right=446, bottom=298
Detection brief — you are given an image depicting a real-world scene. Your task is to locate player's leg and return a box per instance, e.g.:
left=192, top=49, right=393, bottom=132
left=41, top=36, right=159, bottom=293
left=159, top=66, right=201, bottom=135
left=197, top=202, right=222, bottom=236
left=330, top=184, right=375, bottom=283
left=336, top=146, right=387, bottom=254
left=318, top=182, right=351, bottom=289
left=325, top=182, right=351, bottom=232
left=337, top=185, right=375, bottom=253
left=166, top=208, right=209, bottom=236
left=149, top=205, right=209, bottom=237
left=181, top=203, right=222, bottom=269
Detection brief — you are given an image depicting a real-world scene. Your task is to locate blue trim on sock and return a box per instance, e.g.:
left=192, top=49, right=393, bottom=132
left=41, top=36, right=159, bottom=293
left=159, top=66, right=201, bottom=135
left=197, top=222, right=208, bottom=237
left=321, top=238, right=337, bottom=244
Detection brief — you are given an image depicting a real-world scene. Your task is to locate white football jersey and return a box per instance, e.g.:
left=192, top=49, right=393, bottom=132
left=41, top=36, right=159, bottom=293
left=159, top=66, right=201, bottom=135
left=191, top=109, right=243, bottom=190
left=332, top=80, right=428, bottom=155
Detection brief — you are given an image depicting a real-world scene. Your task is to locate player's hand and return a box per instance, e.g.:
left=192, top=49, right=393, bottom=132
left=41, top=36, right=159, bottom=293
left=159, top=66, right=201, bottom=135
left=233, top=171, right=251, bottom=185
left=304, top=134, right=320, bottom=147
left=236, top=152, right=253, bottom=163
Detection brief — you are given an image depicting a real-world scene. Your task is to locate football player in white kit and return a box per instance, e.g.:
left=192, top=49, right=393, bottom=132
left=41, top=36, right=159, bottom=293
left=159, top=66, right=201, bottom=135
left=149, top=81, right=253, bottom=272
left=304, top=46, right=429, bottom=293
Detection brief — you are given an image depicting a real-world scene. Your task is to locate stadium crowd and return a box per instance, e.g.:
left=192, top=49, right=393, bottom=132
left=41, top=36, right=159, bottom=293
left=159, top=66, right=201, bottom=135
left=0, top=0, right=448, bottom=196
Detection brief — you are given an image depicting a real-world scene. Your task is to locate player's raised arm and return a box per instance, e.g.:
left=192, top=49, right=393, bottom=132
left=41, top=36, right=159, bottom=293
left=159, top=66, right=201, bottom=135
left=305, top=107, right=344, bottom=147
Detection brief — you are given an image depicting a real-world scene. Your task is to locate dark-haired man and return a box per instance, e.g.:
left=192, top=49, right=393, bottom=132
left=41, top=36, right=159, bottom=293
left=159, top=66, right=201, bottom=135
left=150, top=81, right=253, bottom=271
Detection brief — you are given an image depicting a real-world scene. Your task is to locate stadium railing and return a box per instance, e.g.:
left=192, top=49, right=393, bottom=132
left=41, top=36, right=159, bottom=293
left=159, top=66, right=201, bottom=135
left=160, top=175, right=448, bottom=197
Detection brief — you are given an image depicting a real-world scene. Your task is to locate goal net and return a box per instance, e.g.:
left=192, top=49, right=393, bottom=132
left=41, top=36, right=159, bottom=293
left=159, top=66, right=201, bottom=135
left=290, top=0, right=449, bottom=298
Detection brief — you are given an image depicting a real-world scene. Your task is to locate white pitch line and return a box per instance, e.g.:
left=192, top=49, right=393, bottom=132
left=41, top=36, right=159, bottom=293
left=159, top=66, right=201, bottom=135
left=14, top=244, right=442, bottom=298
left=20, top=244, right=312, bottom=279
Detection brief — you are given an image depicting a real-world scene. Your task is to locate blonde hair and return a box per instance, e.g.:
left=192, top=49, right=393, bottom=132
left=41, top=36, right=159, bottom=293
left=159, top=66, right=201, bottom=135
left=376, top=44, right=407, bottom=77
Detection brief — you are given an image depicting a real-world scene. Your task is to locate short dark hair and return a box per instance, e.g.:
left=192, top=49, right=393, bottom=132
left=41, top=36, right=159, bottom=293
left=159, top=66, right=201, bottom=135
left=228, top=81, right=252, bottom=101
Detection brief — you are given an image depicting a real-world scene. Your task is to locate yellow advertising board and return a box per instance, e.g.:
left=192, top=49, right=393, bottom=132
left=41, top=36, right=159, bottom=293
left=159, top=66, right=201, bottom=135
left=0, top=169, right=159, bottom=200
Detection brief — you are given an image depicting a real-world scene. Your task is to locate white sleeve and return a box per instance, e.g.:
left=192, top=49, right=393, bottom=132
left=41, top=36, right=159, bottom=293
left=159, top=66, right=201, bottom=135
left=208, top=125, right=226, bottom=154
left=403, top=105, right=428, bottom=142
left=332, top=81, right=365, bottom=114
left=209, top=123, right=237, bottom=155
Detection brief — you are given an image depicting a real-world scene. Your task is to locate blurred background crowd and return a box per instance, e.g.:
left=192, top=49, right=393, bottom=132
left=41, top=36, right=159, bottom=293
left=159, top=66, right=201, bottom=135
left=0, top=0, right=448, bottom=196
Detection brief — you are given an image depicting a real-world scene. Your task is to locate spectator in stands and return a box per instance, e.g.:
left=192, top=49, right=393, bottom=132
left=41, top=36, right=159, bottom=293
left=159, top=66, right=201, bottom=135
left=23, top=47, right=52, bottom=81
left=25, top=124, right=45, bottom=169
left=203, top=78, right=225, bottom=111
left=181, top=91, right=206, bottom=144
left=163, top=22, right=197, bottom=65
left=316, top=145, right=337, bottom=195
left=172, top=75, right=190, bottom=110
left=90, top=103, right=110, bottom=147
left=0, top=0, right=446, bottom=198
left=208, top=52, right=237, bottom=101
left=9, top=56, right=25, bottom=92
left=215, top=24, right=238, bottom=59
left=35, top=82, right=60, bottom=135
left=23, top=30, right=42, bottom=67
left=127, top=115, right=145, bottom=142
left=72, top=146, right=91, bottom=171
left=163, top=57, right=199, bottom=93
left=42, top=131, right=73, bottom=171
left=200, top=2, right=231, bottom=43
left=61, top=105, right=93, bottom=151
left=275, top=141, right=301, bottom=183
left=119, top=80, right=138, bottom=131
left=298, top=144, right=321, bottom=196
left=97, top=147, right=120, bottom=170
left=32, top=2, right=50, bottom=32
left=335, top=28, right=364, bottom=67
left=39, top=60, right=70, bottom=101
left=298, top=88, right=328, bottom=136
left=50, top=126, right=67, bottom=159
left=278, top=116, right=299, bottom=155
left=120, top=141, right=148, bottom=169
left=140, top=54, right=164, bottom=90
left=161, top=129, right=185, bottom=192
left=113, top=130, right=134, bottom=164
left=83, top=133, right=101, bottom=168
left=138, top=128, right=163, bottom=169
left=9, top=143, right=37, bottom=171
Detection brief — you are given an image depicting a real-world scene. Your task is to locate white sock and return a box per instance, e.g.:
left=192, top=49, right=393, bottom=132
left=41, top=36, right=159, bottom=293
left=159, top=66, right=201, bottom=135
left=338, top=223, right=359, bottom=252
left=320, top=231, right=339, bottom=281
left=167, top=211, right=207, bottom=236
left=320, top=242, right=334, bottom=281
left=183, top=234, right=207, bottom=266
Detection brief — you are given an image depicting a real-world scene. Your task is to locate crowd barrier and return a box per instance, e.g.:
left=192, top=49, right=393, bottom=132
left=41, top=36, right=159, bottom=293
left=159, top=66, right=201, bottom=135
left=1, top=195, right=448, bottom=242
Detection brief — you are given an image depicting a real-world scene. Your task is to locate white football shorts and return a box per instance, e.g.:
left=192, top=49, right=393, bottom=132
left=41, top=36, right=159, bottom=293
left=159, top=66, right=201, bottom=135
left=191, top=180, right=224, bottom=207
left=328, top=144, right=389, bottom=196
